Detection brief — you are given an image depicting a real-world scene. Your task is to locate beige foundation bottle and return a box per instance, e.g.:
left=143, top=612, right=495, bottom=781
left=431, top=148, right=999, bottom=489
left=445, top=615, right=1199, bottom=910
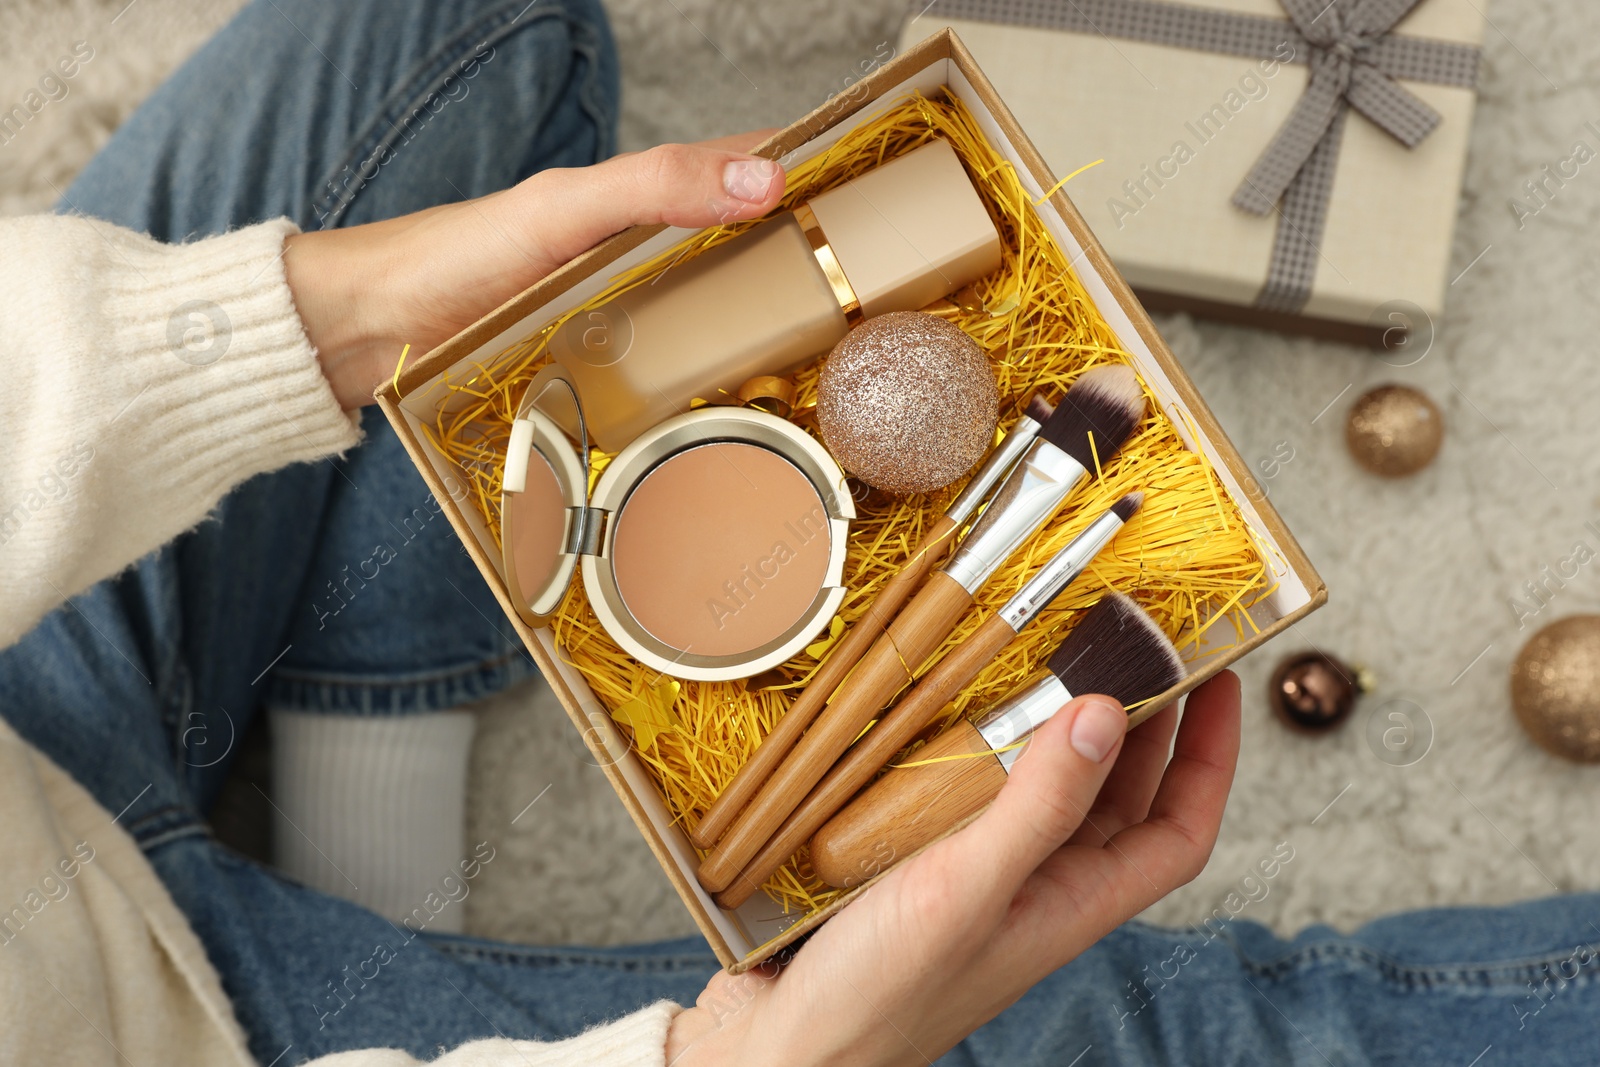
left=549, top=137, right=1003, bottom=452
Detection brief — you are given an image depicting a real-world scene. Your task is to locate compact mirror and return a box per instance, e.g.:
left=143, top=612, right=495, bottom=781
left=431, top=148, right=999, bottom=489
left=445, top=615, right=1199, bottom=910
left=501, top=366, right=588, bottom=623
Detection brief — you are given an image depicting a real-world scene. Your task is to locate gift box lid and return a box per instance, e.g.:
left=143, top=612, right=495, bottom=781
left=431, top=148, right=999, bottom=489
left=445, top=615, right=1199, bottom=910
left=901, top=0, right=1485, bottom=341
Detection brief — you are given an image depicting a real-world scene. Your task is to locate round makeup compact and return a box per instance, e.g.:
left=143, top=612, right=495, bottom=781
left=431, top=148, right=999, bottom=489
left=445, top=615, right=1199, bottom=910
left=501, top=372, right=855, bottom=682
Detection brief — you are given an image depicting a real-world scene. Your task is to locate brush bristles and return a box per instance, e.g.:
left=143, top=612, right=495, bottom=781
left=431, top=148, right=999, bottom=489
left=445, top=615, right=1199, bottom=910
left=1024, top=392, right=1054, bottom=425
left=1110, top=492, right=1143, bottom=523
left=1041, top=365, right=1145, bottom=472
left=1047, top=593, right=1186, bottom=709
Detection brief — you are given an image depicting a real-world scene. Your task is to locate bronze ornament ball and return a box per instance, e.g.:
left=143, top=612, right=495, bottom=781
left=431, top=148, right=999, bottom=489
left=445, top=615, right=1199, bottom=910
left=1345, top=384, right=1443, bottom=477
left=1269, top=651, right=1360, bottom=731
left=1511, top=615, right=1600, bottom=762
left=817, top=312, right=999, bottom=495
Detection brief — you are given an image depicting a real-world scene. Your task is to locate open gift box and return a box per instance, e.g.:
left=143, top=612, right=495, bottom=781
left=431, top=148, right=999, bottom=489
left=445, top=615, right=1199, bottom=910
left=376, top=29, right=1326, bottom=971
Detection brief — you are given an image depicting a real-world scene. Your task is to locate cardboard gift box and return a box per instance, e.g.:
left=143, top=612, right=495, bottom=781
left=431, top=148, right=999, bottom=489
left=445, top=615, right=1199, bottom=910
left=901, top=0, right=1483, bottom=345
left=377, top=30, right=1326, bottom=970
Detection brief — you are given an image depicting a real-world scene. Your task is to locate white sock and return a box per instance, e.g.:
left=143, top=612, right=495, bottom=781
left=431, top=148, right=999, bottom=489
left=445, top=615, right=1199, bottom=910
left=268, top=709, right=477, bottom=934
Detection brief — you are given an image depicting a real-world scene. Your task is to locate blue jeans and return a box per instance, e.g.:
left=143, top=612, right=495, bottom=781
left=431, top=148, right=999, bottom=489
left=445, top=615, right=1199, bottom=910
left=3, top=0, right=1598, bottom=1062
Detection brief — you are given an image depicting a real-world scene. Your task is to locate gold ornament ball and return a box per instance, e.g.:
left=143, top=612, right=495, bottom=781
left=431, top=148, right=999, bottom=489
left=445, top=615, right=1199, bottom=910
left=1345, top=384, right=1443, bottom=477
left=1511, top=615, right=1600, bottom=762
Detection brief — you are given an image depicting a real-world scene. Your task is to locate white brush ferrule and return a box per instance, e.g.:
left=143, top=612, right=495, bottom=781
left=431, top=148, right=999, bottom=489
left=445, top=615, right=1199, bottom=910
left=976, top=672, right=1073, bottom=773
left=942, top=439, right=1088, bottom=595
left=945, top=413, right=1043, bottom=526
left=997, top=508, right=1127, bottom=632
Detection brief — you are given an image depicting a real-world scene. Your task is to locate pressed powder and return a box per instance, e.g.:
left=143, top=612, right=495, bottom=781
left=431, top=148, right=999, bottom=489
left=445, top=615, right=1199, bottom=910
left=503, top=401, right=853, bottom=681
left=610, top=443, right=831, bottom=657
left=504, top=447, right=569, bottom=603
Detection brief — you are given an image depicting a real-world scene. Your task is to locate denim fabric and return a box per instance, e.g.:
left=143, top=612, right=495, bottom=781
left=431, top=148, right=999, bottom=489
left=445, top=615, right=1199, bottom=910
left=951, top=900, right=1600, bottom=1065
left=4, top=0, right=1600, bottom=1062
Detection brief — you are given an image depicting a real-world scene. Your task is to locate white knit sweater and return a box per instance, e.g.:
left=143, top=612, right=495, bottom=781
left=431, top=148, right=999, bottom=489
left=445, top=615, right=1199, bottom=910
left=0, top=215, right=678, bottom=1066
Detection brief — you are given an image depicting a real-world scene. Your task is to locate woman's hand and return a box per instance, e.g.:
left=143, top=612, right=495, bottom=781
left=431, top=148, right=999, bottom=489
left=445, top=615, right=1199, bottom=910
left=668, top=671, right=1242, bottom=1067
left=283, top=133, right=784, bottom=409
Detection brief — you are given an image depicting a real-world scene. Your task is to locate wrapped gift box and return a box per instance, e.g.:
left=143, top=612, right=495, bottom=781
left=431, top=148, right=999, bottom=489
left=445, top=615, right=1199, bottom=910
left=377, top=29, right=1325, bottom=970
left=902, top=0, right=1483, bottom=344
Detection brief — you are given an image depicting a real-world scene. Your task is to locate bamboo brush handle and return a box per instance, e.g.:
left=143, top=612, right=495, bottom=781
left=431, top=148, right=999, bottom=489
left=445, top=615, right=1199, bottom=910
left=688, top=515, right=962, bottom=851
left=713, top=614, right=1017, bottom=909
left=696, top=570, right=975, bottom=894
left=810, top=719, right=1008, bottom=889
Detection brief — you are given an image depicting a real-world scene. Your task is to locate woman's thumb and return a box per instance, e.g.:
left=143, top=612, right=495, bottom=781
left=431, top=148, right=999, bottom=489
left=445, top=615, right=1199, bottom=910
left=505, top=142, right=785, bottom=270
left=945, top=696, right=1127, bottom=900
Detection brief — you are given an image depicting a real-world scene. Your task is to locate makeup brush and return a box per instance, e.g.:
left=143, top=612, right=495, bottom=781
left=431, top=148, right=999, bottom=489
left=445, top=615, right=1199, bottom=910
left=688, top=393, right=1054, bottom=851
left=712, top=493, right=1143, bottom=909
left=696, top=366, right=1145, bottom=893
left=809, top=593, right=1186, bottom=889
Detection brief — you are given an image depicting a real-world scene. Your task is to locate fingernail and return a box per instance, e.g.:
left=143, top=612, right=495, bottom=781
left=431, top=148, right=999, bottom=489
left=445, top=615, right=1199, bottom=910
left=723, top=159, right=779, bottom=202
left=1070, top=699, right=1125, bottom=763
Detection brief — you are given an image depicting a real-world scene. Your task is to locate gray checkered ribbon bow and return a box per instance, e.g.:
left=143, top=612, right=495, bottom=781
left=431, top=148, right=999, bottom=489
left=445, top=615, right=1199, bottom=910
left=919, top=0, right=1479, bottom=311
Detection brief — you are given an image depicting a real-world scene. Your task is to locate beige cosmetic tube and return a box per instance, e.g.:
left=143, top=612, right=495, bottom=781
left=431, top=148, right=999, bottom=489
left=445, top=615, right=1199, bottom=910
left=550, top=138, right=1003, bottom=452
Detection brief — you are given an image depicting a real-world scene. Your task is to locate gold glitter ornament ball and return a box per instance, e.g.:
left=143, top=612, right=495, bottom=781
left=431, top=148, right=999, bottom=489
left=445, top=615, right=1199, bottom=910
left=1511, top=615, right=1600, bottom=762
left=817, top=312, right=998, bottom=495
left=1345, top=384, right=1443, bottom=477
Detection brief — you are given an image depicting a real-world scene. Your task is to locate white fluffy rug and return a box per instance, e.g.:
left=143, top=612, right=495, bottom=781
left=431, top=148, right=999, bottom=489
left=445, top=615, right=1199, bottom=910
left=0, top=0, right=246, bottom=215
left=8, top=0, right=1600, bottom=948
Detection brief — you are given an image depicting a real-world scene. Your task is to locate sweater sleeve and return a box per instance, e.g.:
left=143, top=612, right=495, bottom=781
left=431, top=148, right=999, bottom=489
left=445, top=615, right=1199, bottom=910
left=0, top=214, right=362, bottom=650
left=303, top=1002, right=682, bottom=1067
